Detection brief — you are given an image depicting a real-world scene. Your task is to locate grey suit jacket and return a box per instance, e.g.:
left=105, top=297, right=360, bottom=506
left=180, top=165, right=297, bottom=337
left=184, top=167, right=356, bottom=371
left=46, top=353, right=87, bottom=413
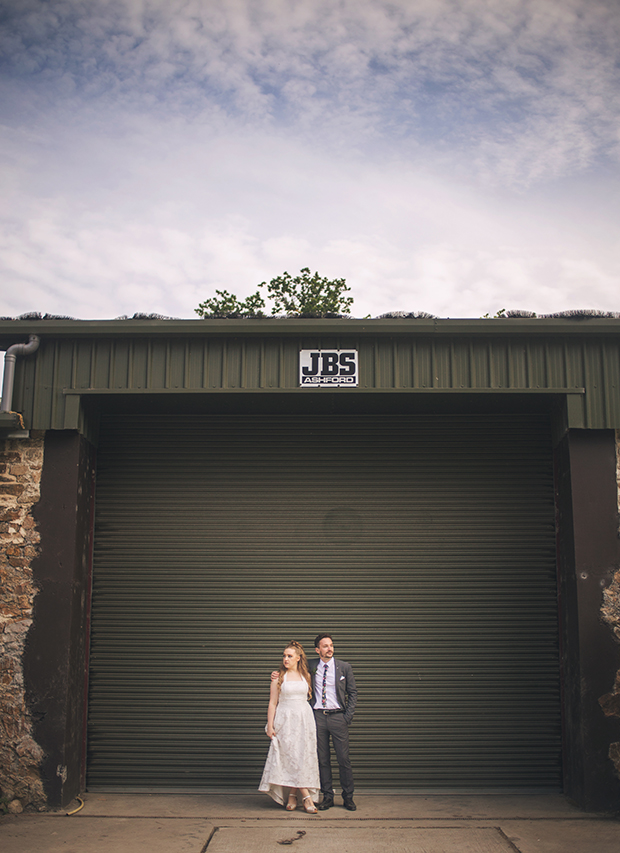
left=310, top=657, right=358, bottom=724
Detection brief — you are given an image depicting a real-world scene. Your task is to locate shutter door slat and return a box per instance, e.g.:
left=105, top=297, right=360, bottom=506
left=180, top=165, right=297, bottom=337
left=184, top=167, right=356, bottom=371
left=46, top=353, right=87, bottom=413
left=87, top=413, right=561, bottom=790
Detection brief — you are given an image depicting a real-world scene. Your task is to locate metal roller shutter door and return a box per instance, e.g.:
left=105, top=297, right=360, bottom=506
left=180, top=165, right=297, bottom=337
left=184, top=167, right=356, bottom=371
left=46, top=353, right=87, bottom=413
left=87, top=412, right=561, bottom=790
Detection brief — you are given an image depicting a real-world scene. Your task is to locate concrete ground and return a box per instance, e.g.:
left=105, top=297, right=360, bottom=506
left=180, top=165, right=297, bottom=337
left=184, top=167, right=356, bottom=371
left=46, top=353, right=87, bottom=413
left=1, top=791, right=619, bottom=853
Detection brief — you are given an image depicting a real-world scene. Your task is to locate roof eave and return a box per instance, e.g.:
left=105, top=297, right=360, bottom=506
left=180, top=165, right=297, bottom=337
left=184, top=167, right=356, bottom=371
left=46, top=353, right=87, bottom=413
left=1, top=316, right=620, bottom=345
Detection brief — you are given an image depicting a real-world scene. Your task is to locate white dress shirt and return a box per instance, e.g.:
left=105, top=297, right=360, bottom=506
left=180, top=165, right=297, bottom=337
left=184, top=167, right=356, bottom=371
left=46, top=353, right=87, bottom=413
left=313, top=658, right=341, bottom=710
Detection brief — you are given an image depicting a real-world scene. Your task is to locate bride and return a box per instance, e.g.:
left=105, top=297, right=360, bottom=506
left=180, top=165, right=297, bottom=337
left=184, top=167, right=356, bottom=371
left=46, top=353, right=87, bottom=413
left=258, top=641, right=320, bottom=813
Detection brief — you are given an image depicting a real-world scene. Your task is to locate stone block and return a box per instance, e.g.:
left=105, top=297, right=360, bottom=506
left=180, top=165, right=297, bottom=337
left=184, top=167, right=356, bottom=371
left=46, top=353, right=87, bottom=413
left=0, top=484, right=24, bottom=497
left=0, top=509, right=21, bottom=522
left=600, top=692, right=620, bottom=718
left=15, top=736, right=44, bottom=762
left=5, top=621, right=32, bottom=636
left=22, top=531, right=40, bottom=545
left=23, top=448, right=43, bottom=463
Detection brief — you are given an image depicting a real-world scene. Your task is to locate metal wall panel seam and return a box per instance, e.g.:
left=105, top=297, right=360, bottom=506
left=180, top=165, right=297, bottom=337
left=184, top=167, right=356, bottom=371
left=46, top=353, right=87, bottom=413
left=50, top=339, right=62, bottom=430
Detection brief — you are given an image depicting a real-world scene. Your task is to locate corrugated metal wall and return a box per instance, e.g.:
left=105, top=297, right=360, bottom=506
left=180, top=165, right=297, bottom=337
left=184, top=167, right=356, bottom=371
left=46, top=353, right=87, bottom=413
left=10, top=330, right=620, bottom=431
left=87, top=412, right=561, bottom=790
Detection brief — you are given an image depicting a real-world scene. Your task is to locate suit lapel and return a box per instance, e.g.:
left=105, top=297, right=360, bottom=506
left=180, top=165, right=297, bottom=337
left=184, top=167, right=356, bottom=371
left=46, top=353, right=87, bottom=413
left=334, top=659, right=344, bottom=707
left=311, top=659, right=320, bottom=695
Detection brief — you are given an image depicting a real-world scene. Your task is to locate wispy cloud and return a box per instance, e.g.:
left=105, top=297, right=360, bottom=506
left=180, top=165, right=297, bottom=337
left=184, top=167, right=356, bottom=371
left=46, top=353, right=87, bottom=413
left=3, top=0, right=619, bottom=182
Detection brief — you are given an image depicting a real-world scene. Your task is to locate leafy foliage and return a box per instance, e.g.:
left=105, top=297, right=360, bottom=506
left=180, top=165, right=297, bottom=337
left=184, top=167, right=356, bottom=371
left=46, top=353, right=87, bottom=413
left=195, top=268, right=353, bottom=318
left=260, top=267, right=353, bottom=316
left=195, top=289, right=265, bottom=318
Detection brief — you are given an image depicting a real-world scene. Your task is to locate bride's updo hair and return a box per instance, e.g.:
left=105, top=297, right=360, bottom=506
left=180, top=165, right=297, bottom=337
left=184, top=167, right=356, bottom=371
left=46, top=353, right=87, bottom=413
left=277, top=640, right=313, bottom=698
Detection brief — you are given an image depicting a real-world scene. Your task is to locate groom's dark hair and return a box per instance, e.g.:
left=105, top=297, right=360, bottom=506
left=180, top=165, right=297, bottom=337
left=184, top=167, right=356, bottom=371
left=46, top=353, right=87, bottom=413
left=314, top=633, right=333, bottom=647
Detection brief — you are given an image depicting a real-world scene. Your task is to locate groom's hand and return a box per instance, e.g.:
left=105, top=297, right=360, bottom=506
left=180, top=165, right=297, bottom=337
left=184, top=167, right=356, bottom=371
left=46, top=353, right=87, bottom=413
left=270, top=671, right=279, bottom=681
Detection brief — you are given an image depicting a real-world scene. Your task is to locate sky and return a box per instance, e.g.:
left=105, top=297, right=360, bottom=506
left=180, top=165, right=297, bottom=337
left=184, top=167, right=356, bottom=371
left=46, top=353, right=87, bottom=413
left=1, top=0, right=619, bottom=320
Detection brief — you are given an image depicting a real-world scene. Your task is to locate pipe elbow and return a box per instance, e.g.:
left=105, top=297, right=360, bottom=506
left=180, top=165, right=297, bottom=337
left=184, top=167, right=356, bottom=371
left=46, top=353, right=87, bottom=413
left=1, top=335, right=41, bottom=414
left=6, top=334, right=40, bottom=358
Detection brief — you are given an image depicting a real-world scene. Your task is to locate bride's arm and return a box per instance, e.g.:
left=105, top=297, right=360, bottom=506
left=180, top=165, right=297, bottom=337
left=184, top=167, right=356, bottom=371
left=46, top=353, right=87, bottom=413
left=266, top=677, right=279, bottom=738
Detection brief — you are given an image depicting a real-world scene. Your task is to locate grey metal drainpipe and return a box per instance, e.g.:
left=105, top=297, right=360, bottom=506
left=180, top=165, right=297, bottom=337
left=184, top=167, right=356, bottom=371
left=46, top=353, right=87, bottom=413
left=0, top=334, right=40, bottom=413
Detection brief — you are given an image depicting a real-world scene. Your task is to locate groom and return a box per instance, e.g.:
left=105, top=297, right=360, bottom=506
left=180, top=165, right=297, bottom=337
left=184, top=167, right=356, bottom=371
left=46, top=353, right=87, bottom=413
left=310, top=633, right=358, bottom=811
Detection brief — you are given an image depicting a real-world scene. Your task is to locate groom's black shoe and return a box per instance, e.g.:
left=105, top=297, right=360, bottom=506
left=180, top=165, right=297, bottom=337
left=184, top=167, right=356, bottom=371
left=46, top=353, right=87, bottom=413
left=317, top=796, right=334, bottom=811
left=343, top=797, right=357, bottom=811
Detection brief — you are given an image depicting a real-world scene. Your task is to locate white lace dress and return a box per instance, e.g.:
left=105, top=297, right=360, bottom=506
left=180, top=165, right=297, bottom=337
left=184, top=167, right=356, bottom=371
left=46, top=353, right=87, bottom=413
left=258, top=673, right=320, bottom=805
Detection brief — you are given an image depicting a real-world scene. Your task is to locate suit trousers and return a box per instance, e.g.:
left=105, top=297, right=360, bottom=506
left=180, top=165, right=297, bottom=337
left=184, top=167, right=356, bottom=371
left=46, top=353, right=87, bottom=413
left=314, top=710, right=354, bottom=798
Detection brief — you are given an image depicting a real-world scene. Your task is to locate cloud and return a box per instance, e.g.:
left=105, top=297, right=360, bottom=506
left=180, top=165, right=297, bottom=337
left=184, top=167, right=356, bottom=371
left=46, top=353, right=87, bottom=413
left=1, top=120, right=618, bottom=320
left=2, top=0, right=620, bottom=184
left=1, top=0, right=619, bottom=321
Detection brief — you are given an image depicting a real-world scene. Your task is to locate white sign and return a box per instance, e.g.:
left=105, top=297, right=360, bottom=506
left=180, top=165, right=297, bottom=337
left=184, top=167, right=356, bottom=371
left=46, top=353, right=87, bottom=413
left=299, top=349, right=359, bottom=387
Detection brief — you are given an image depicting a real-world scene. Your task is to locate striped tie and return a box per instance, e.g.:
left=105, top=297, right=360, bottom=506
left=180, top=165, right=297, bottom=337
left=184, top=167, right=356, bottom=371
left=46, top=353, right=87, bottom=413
left=322, top=663, right=328, bottom=707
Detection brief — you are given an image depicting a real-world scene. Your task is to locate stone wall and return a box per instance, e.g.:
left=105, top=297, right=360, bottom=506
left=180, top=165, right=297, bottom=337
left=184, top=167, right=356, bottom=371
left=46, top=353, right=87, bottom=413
left=0, top=432, right=46, bottom=811
left=599, top=430, right=620, bottom=778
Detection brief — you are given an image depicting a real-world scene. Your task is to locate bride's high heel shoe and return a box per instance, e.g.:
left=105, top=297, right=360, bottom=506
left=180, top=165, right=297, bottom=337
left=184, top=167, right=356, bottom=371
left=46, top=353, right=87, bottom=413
left=303, top=796, right=318, bottom=814
left=286, top=794, right=298, bottom=811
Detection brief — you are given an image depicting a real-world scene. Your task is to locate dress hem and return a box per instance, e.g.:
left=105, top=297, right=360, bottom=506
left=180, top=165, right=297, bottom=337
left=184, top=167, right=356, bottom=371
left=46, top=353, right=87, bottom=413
left=258, top=784, right=319, bottom=806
